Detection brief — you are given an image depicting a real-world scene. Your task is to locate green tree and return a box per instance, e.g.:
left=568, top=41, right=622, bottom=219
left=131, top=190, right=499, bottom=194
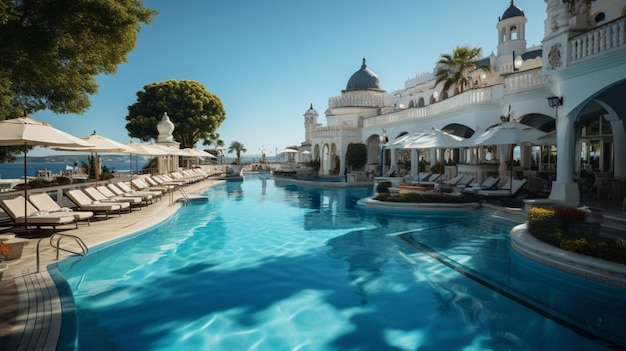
left=434, top=45, right=490, bottom=95
left=228, top=141, right=247, bottom=165
left=125, top=80, right=226, bottom=149
left=0, top=0, right=156, bottom=118
left=345, top=143, right=367, bottom=171
left=0, top=0, right=156, bottom=162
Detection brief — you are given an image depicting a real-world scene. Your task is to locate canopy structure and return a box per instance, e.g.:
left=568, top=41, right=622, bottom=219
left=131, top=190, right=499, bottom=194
left=403, top=127, right=465, bottom=149
left=0, top=117, right=93, bottom=229
left=469, top=120, right=548, bottom=198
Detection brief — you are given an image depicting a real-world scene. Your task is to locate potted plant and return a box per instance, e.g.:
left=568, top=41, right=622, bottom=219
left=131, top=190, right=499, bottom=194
left=0, top=242, right=9, bottom=281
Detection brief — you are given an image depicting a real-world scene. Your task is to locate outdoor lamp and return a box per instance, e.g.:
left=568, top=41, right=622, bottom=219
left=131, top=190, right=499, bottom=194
left=547, top=96, right=563, bottom=108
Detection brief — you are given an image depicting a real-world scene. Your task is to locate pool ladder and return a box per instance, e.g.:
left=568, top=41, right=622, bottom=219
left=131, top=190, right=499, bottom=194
left=36, top=233, right=89, bottom=273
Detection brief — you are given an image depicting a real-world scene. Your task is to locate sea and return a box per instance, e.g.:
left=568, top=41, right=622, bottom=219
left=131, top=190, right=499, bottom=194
left=0, top=160, right=148, bottom=180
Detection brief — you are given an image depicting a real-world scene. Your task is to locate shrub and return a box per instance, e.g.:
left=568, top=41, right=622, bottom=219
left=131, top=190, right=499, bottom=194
left=554, top=207, right=587, bottom=221
left=374, top=191, right=478, bottom=204
left=528, top=207, right=562, bottom=244
left=430, top=162, right=445, bottom=174
left=376, top=181, right=391, bottom=194
left=55, top=176, right=71, bottom=185
left=528, top=206, right=626, bottom=265
left=28, top=178, right=51, bottom=188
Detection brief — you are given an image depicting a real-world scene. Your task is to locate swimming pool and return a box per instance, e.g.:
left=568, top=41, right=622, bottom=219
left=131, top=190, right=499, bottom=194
left=53, top=174, right=626, bottom=350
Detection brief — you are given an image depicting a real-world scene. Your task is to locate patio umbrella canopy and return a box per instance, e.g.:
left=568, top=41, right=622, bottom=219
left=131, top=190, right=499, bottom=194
left=54, top=131, right=133, bottom=181
left=0, top=117, right=94, bottom=229
left=469, top=120, right=548, bottom=198
left=402, top=127, right=465, bottom=149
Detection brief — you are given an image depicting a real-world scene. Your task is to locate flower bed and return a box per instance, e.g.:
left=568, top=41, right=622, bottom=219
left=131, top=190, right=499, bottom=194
left=527, top=207, right=626, bottom=265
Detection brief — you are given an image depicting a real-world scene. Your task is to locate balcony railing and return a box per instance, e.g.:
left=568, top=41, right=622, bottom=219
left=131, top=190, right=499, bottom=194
left=363, top=87, right=492, bottom=128
left=570, top=16, right=626, bottom=65
left=503, top=68, right=547, bottom=95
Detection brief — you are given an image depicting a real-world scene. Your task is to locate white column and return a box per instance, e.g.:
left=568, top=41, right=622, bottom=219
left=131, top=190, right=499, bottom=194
left=549, top=108, right=580, bottom=207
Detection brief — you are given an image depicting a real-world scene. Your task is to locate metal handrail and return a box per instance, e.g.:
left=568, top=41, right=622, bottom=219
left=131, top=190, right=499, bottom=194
left=35, top=233, right=88, bottom=273
left=49, top=233, right=89, bottom=261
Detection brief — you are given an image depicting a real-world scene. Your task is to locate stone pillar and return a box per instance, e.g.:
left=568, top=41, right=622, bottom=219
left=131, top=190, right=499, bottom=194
left=550, top=108, right=580, bottom=207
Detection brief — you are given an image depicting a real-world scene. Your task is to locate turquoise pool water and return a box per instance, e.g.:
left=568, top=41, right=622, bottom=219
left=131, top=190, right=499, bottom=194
left=53, top=174, right=626, bottom=350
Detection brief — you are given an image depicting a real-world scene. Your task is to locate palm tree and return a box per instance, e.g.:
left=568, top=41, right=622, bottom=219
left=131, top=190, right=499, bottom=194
left=434, top=45, right=491, bottom=96
left=228, top=141, right=247, bottom=165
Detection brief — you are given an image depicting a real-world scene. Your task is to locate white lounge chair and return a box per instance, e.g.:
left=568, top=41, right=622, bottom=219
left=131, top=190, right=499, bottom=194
left=107, top=183, right=157, bottom=203
left=477, top=178, right=528, bottom=198
left=0, top=196, right=77, bottom=231
left=463, top=176, right=500, bottom=194
left=82, top=188, right=136, bottom=211
left=66, top=189, right=124, bottom=219
left=96, top=186, right=146, bottom=207
left=29, top=193, right=94, bottom=226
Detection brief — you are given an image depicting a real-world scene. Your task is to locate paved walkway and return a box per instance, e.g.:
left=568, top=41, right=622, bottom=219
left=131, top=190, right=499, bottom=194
left=0, top=179, right=221, bottom=351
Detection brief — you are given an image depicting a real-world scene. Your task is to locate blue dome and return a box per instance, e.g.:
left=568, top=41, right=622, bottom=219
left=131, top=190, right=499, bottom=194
left=345, top=58, right=382, bottom=91
left=500, top=0, right=524, bottom=21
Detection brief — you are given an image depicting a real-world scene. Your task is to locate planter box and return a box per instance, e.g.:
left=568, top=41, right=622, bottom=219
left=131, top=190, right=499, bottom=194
left=0, top=238, right=29, bottom=260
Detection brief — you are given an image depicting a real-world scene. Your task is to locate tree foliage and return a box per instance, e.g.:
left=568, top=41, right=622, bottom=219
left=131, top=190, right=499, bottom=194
left=434, top=45, right=490, bottom=95
left=125, top=80, right=226, bottom=149
left=228, top=141, right=247, bottom=165
left=345, top=143, right=367, bottom=171
left=0, top=0, right=157, bottom=119
left=0, top=0, right=156, bottom=162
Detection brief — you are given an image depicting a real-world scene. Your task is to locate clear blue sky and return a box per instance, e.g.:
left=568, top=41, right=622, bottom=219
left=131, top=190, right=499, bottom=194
left=31, top=0, right=546, bottom=157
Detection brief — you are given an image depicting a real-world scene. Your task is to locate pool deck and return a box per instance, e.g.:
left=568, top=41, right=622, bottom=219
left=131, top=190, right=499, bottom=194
left=0, top=179, right=222, bottom=351
left=0, top=180, right=624, bottom=350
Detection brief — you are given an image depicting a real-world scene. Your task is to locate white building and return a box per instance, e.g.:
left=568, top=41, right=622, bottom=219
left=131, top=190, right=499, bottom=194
left=300, top=0, right=626, bottom=208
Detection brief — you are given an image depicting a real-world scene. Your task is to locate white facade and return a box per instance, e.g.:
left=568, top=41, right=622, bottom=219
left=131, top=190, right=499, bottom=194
left=301, top=0, right=626, bottom=207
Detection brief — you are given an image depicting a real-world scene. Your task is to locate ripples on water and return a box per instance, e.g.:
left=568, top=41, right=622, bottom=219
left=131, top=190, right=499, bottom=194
left=54, top=175, right=626, bottom=351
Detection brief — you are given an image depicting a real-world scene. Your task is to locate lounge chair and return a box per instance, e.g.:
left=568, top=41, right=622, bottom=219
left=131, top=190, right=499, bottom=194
left=82, top=188, right=136, bottom=211
left=96, top=186, right=147, bottom=207
left=477, top=178, right=528, bottom=198
left=65, top=189, right=124, bottom=219
left=0, top=196, right=77, bottom=231
left=454, top=175, right=475, bottom=188
left=441, top=174, right=464, bottom=187
left=132, top=178, right=171, bottom=193
left=112, top=182, right=163, bottom=200
left=408, top=172, right=431, bottom=185
left=419, top=173, right=442, bottom=186
left=463, top=176, right=500, bottom=194
left=107, top=183, right=157, bottom=203
left=28, top=193, right=94, bottom=226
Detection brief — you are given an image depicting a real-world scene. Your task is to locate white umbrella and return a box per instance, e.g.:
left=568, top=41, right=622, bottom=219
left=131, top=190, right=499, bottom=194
left=469, top=120, right=547, bottom=198
left=0, top=117, right=93, bottom=229
left=470, top=120, right=547, bottom=147
left=54, top=131, right=134, bottom=181
left=403, top=127, right=465, bottom=149
left=126, top=142, right=171, bottom=156
left=384, top=133, right=423, bottom=149
left=279, top=148, right=298, bottom=154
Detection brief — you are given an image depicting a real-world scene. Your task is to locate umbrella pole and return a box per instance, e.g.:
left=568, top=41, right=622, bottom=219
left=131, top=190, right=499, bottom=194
left=23, top=145, right=28, bottom=229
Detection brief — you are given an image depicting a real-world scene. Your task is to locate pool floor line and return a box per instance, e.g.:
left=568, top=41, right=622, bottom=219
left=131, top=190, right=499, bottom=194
left=396, top=234, right=624, bottom=350
left=384, top=220, right=472, bottom=237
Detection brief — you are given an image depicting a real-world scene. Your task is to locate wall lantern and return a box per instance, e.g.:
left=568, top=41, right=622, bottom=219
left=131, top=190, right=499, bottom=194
left=547, top=96, right=563, bottom=108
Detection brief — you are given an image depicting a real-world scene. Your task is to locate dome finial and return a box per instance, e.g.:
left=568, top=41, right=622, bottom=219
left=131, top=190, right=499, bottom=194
left=309, top=103, right=313, bottom=109
left=362, top=57, right=366, bottom=67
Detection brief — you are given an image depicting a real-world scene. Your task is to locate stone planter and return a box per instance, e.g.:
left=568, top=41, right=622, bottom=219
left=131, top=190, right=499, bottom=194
left=0, top=238, right=29, bottom=260
left=0, top=261, right=7, bottom=281
left=565, top=220, right=601, bottom=238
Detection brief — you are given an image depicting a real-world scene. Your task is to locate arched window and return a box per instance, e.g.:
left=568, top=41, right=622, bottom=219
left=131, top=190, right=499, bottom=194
left=417, top=97, right=425, bottom=107
left=408, top=100, right=415, bottom=108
